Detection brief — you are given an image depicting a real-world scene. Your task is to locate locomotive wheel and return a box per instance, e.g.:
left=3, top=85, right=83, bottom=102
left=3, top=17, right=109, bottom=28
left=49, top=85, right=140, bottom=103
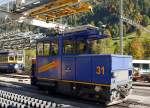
left=48, top=86, right=57, bottom=94
left=37, top=85, right=45, bottom=91
left=48, top=82, right=57, bottom=94
left=31, top=78, right=37, bottom=86
left=71, top=84, right=80, bottom=97
left=6, top=69, right=9, bottom=73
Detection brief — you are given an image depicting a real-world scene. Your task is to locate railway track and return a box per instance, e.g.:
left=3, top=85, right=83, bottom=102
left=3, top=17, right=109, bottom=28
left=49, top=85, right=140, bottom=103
left=0, top=74, right=149, bottom=108
left=0, top=74, right=30, bottom=79
left=0, top=74, right=30, bottom=84
left=0, top=90, right=59, bottom=108
left=0, top=81, right=75, bottom=108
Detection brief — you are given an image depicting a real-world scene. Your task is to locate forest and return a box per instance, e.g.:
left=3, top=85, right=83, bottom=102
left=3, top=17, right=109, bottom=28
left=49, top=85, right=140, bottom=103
left=65, top=0, right=150, bottom=60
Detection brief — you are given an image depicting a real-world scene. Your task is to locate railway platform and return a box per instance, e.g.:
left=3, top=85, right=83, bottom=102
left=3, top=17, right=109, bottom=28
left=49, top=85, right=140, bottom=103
left=0, top=73, right=30, bottom=84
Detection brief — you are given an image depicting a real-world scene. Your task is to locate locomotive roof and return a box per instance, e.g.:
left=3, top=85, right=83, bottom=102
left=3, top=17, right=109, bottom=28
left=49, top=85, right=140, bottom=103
left=37, top=25, right=109, bottom=42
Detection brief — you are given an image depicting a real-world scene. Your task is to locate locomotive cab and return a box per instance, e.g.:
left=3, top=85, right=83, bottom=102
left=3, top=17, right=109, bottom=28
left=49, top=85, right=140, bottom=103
left=32, top=25, right=132, bottom=105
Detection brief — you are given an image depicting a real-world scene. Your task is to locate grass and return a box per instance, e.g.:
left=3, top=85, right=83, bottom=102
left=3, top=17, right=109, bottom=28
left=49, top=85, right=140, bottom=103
left=113, top=25, right=150, bottom=44
left=127, top=25, right=150, bottom=39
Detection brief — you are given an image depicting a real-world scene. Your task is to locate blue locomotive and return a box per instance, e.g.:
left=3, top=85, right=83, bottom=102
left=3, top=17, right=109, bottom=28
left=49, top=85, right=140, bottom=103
left=31, top=25, right=132, bottom=105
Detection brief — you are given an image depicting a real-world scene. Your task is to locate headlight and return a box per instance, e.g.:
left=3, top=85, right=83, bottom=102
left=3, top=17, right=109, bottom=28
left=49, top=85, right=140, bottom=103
left=14, top=64, right=19, bottom=69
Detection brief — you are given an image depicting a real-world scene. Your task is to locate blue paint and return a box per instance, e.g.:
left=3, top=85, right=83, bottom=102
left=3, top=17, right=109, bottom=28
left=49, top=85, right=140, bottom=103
left=76, top=56, right=92, bottom=82
left=92, top=55, right=111, bottom=84
left=62, top=56, right=76, bottom=80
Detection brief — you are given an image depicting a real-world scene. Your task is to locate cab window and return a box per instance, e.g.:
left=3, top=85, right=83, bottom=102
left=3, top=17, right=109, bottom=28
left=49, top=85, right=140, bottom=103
left=44, top=42, right=50, bottom=56
left=51, top=40, right=58, bottom=56
left=63, top=40, right=75, bottom=55
left=76, top=40, right=87, bottom=54
left=37, top=42, right=43, bottom=56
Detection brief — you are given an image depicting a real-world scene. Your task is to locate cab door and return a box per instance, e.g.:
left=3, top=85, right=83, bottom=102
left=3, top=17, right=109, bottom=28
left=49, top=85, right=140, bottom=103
left=61, top=38, right=76, bottom=81
left=36, top=40, right=61, bottom=80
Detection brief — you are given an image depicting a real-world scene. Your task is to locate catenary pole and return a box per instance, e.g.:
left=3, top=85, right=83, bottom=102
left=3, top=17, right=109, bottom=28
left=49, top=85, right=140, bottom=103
left=120, top=0, right=123, bottom=55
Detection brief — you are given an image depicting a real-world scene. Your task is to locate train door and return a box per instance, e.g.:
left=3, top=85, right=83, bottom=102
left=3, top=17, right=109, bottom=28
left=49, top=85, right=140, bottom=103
left=62, top=38, right=76, bottom=81
left=36, top=39, right=61, bottom=80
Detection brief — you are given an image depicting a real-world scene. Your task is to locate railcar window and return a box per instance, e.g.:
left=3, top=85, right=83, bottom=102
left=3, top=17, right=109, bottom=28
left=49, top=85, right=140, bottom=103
left=133, top=63, right=140, bottom=68
left=0, top=55, right=8, bottom=63
left=44, top=42, right=50, bottom=56
left=51, top=41, right=58, bottom=56
left=18, top=51, right=23, bottom=55
left=37, top=43, right=43, bottom=56
left=142, top=64, right=149, bottom=69
left=9, top=56, right=14, bottom=61
left=15, top=56, right=17, bottom=61
left=17, top=56, right=23, bottom=61
left=63, top=40, right=75, bottom=55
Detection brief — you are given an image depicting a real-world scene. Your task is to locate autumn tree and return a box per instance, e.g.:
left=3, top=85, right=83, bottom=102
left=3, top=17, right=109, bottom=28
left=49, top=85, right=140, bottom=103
left=128, top=38, right=144, bottom=59
left=143, top=38, right=150, bottom=59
